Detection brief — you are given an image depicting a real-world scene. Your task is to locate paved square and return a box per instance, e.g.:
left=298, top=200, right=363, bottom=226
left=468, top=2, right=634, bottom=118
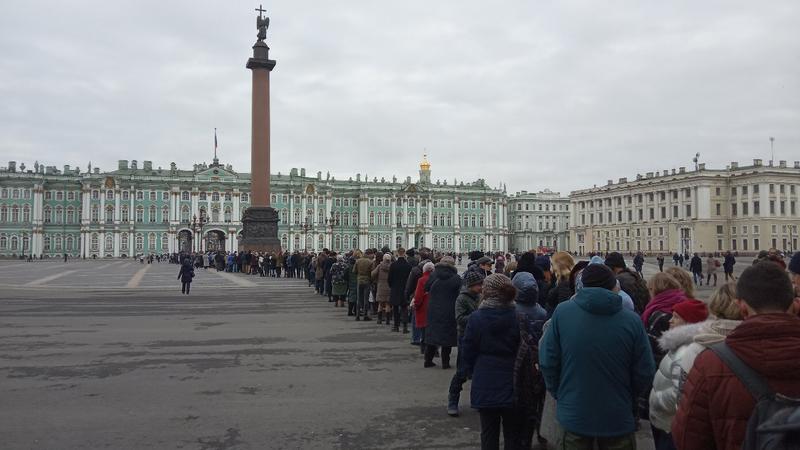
left=0, top=261, right=481, bottom=449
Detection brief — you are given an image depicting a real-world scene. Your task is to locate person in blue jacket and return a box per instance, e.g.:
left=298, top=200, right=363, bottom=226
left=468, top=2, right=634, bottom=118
left=461, top=273, right=525, bottom=450
left=539, top=264, right=655, bottom=450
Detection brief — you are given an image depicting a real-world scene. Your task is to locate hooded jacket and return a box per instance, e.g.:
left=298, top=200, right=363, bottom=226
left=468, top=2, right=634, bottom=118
left=649, top=318, right=741, bottom=432
left=672, top=314, right=800, bottom=450
left=461, top=300, right=520, bottom=409
left=455, top=287, right=480, bottom=337
left=539, top=287, right=655, bottom=437
left=512, top=272, right=547, bottom=321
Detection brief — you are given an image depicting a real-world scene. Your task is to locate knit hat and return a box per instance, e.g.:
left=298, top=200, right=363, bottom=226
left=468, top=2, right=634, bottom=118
left=482, top=273, right=516, bottom=302
left=672, top=299, right=709, bottom=324
left=463, top=271, right=484, bottom=287
left=439, top=256, right=455, bottom=266
left=789, top=253, right=800, bottom=274
left=581, top=264, right=617, bottom=290
left=476, top=256, right=493, bottom=266
left=423, top=261, right=435, bottom=273
left=604, top=252, right=626, bottom=269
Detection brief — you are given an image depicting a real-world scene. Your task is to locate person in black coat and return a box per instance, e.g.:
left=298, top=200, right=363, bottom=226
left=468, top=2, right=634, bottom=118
left=178, top=259, right=195, bottom=295
left=689, top=252, right=703, bottom=286
left=388, top=248, right=413, bottom=333
left=423, top=256, right=462, bottom=368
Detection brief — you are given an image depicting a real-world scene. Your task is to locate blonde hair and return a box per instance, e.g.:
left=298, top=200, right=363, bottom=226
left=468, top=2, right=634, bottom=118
left=551, top=252, right=575, bottom=282
left=708, top=282, right=742, bottom=320
left=505, top=261, right=517, bottom=275
left=647, top=272, right=682, bottom=296
left=664, top=267, right=696, bottom=298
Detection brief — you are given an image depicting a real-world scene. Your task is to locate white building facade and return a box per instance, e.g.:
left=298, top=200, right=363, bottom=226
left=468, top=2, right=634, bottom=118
left=569, top=160, right=800, bottom=256
left=507, top=189, right=570, bottom=252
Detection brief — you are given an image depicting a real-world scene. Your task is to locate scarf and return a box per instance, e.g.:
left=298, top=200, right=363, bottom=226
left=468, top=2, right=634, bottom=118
left=641, top=288, right=687, bottom=326
left=479, top=296, right=516, bottom=310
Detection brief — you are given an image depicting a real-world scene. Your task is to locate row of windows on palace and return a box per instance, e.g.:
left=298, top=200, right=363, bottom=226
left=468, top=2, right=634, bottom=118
left=0, top=232, right=167, bottom=254
left=0, top=188, right=503, bottom=210
left=0, top=203, right=501, bottom=229
left=579, top=198, right=799, bottom=226
left=582, top=223, right=799, bottom=241
left=577, top=184, right=798, bottom=209
left=513, top=202, right=569, bottom=212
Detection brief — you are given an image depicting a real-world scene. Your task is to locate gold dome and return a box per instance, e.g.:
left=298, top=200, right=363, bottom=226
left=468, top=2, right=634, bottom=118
left=420, top=153, right=431, bottom=171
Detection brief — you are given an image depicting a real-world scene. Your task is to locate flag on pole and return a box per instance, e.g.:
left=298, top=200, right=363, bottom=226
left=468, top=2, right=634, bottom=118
left=214, top=128, right=218, bottom=159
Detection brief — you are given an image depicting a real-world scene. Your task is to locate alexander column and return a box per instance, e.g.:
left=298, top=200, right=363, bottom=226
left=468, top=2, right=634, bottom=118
left=240, top=5, right=281, bottom=253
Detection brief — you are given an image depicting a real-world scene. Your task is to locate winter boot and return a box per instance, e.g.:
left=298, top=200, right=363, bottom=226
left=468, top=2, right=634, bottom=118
left=402, top=323, right=409, bottom=334
left=377, top=312, right=383, bottom=325
left=391, top=322, right=399, bottom=332
left=447, top=395, right=460, bottom=417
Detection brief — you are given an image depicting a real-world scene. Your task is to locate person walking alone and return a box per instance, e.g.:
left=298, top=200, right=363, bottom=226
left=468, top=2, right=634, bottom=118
left=689, top=253, right=703, bottom=286
left=178, top=259, right=195, bottom=295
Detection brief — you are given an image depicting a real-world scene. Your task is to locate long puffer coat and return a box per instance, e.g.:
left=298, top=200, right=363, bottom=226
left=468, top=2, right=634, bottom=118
left=461, top=304, right=520, bottom=409
left=649, top=319, right=741, bottom=432
left=388, top=257, right=412, bottom=306
left=371, top=260, right=391, bottom=303
left=424, top=262, right=462, bottom=347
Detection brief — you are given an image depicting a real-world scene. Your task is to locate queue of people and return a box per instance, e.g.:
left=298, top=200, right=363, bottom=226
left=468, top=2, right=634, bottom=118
left=177, top=243, right=800, bottom=449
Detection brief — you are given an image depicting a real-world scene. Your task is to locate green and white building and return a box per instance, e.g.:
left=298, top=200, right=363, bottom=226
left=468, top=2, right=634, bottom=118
left=0, top=156, right=511, bottom=258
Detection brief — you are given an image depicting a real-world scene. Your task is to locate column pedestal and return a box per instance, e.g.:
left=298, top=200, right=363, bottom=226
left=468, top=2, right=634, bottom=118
left=240, top=206, right=281, bottom=253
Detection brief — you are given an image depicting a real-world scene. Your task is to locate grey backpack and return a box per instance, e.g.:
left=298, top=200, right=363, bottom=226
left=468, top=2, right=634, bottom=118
left=711, top=342, right=800, bottom=450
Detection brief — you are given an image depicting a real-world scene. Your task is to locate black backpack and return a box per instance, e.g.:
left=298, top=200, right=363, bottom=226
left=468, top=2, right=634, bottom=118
left=512, top=313, right=547, bottom=444
left=711, top=342, right=800, bottom=450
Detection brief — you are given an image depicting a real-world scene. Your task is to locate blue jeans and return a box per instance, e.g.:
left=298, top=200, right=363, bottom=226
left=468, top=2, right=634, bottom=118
left=410, top=310, right=422, bottom=344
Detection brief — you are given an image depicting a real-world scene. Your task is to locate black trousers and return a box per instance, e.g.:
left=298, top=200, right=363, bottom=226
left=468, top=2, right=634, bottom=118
left=479, top=407, right=525, bottom=450
left=357, top=284, right=371, bottom=317
left=391, top=305, right=408, bottom=327
left=181, top=281, right=190, bottom=294
left=424, top=344, right=451, bottom=365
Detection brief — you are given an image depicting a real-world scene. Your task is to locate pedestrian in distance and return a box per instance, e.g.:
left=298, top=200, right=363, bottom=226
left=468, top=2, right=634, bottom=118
left=177, top=258, right=195, bottom=295
left=689, top=253, right=703, bottom=286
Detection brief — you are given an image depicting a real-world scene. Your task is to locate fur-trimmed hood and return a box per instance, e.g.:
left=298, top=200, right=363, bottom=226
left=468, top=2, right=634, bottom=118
left=657, top=321, right=706, bottom=352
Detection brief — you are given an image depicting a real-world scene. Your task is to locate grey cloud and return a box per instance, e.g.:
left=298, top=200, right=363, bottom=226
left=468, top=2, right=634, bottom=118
left=1, top=0, right=797, bottom=193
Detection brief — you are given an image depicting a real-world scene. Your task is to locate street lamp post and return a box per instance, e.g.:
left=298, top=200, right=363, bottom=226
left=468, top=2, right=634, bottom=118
left=186, top=213, right=207, bottom=253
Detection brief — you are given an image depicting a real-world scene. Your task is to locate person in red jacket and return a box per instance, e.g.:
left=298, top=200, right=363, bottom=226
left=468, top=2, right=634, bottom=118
left=671, top=261, right=800, bottom=450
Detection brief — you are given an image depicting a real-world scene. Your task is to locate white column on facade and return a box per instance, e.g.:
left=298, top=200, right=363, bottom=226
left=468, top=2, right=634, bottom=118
left=114, top=231, right=121, bottom=258
left=129, top=186, right=135, bottom=222
left=190, top=191, right=198, bottom=220
left=114, top=190, right=121, bottom=222
left=232, top=191, right=240, bottom=223
left=313, top=196, right=319, bottom=226
left=325, top=193, right=332, bottom=249
left=427, top=196, right=433, bottom=226
left=403, top=197, right=409, bottom=225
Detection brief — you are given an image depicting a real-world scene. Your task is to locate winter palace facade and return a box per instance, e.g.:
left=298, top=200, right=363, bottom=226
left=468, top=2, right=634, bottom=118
left=0, top=157, right=514, bottom=258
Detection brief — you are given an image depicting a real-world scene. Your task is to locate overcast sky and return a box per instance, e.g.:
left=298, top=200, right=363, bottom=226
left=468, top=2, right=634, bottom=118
left=1, top=1, right=798, bottom=194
